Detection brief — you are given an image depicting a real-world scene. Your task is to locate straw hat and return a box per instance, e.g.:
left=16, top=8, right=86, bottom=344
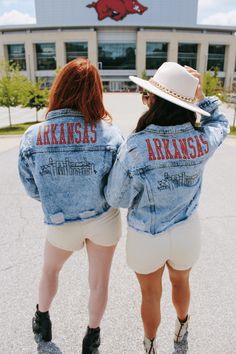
left=129, top=62, right=210, bottom=117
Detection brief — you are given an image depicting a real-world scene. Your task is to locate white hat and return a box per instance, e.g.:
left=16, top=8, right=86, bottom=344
left=129, top=62, right=210, bottom=117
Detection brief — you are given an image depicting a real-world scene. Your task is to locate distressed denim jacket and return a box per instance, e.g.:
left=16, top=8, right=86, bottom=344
left=105, top=97, right=229, bottom=235
left=18, top=108, right=123, bottom=225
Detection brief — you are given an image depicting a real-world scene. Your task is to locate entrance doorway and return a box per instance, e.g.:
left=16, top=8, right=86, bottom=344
left=109, top=81, right=127, bottom=92
left=102, top=80, right=137, bottom=92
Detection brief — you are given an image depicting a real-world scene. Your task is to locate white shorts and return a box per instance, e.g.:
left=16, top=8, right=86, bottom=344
left=47, top=208, right=121, bottom=251
left=126, top=212, right=201, bottom=274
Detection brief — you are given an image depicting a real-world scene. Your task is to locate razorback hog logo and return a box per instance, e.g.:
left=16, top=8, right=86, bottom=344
left=87, top=0, right=148, bottom=21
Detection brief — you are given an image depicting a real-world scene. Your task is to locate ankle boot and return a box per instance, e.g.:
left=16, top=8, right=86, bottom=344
left=143, top=336, right=158, bottom=353
left=32, top=304, right=52, bottom=342
left=82, top=326, right=100, bottom=354
left=174, top=315, right=190, bottom=343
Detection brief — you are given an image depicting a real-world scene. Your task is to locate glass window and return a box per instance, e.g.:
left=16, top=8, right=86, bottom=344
left=65, top=42, right=88, bottom=62
left=98, top=43, right=136, bottom=70
left=102, top=80, right=137, bottom=92
left=102, top=81, right=109, bottom=92
left=36, top=76, right=54, bottom=88
left=36, top=43, right=56, bottom=71
left=218, top=78, right=225, bottom=87
left=178, top=43, right=198, bottom=69
left=207, top=45, right=225, bottom=71
left=7, top=44, right=26, bottom=70
left=127, top=81, right=138, bottom=92
left=146, top=42, right=168, bottom=70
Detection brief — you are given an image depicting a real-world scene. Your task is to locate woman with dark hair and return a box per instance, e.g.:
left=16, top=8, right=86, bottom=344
left=18, top=58, right=123, bottom=353
left=105, top=62, right=229, bottom=353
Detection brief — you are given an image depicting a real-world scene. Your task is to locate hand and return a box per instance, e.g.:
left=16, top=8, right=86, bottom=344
left=184, top=65, right=205, bottom=102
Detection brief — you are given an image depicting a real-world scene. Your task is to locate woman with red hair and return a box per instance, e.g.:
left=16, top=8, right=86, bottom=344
left=18, top=58, right=123, bottom=353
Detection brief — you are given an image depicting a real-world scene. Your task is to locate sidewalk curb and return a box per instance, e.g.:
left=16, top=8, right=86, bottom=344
left=0, top=135, right=22, bottom=139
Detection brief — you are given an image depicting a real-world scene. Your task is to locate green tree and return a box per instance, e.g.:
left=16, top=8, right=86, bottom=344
left=0, top=61, right=28, bottom=127
left=141, top=70, right=149, bottom=80
left=22, top=80, right=49, bottom=122
left=55, top=66, right=61, bottom=75
left=221, top=91, right=236, bottom=128
left=202, top=69, right=222, bottom=97
left=203, top=69, right=236, bottom=128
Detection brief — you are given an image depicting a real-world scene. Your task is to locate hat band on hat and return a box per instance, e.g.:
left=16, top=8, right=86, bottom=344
left=149, top=78, right=195, bottom=103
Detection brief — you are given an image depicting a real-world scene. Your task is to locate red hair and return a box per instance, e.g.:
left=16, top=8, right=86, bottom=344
left=47, top=58, right=111, bottom=123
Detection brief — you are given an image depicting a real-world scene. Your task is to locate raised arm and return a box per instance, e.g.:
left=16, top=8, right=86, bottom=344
left=185, top=65, right=229, bottom=151
left=198, top=96, right=229, bottom=149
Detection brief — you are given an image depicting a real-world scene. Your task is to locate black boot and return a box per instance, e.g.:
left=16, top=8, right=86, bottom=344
left=82, top=326, right=101, bottom=354
left=32, top=304, right=52, bottom=342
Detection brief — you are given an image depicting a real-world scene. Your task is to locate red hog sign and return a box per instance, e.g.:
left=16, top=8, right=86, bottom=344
left=87, top=0, right=148, bottom=21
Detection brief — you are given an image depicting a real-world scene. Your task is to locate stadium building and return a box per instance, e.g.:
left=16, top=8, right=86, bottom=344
left=0, top=0, right=236, bottom=91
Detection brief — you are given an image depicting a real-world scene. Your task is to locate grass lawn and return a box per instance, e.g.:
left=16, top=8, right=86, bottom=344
left=230, top=126, right=236, bottom=136
left=0, top=122, right=39, bottom=135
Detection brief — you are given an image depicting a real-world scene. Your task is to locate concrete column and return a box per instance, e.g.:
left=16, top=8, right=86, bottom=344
left=168, top=38, right=178, bottom=62
left=88, top=30, right=97, bottom=67
left=224, top=43, right=236, bottom=89
left=197, top=41, right=208, bottom=74
left=0, top=41, right=7, bottom=62
left=25, top=41, right=36, bottom=82
left=136, top=30, right=146, bottom=77
left=56, top=39, right=66, bottom=69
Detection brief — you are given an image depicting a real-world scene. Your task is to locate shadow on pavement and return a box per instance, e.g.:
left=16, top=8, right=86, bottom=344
left=172, top=332, right=188, bottom=354
left=35, top=335, right=64, bottom=354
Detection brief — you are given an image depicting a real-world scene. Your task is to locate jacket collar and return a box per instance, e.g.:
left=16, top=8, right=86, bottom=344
left=46, top=108, right=83, bottom=121
left=145, top=123, right=194, bottom=134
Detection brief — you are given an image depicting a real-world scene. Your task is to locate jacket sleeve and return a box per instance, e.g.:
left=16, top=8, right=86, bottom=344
left=198, top=96, right=230, bottom=152
left=105, top=143, right=139, bottom=208
left=18, top=150, right=40, bottom=202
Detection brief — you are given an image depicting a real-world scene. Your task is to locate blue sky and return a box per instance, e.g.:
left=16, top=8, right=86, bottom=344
left=0, top=0, right=236, bottom=26
left=0, top=0, right=35, bottom=16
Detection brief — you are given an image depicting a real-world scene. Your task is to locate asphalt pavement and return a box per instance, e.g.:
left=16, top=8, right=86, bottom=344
left=0, top=94, right=236, bottom=354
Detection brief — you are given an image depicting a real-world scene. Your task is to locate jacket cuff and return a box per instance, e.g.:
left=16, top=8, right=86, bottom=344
left=197, top=96, right=220, bottom=113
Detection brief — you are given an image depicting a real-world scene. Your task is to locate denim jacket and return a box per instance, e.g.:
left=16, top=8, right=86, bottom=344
left=18, top=108, right=123, bottom=225
left=105, top=97, right=229, bottom=235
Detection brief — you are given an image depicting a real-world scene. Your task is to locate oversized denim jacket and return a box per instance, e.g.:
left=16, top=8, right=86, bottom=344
left=105, top=97, right=229, bottom=236
left=18, top=109, right=123, bottom=225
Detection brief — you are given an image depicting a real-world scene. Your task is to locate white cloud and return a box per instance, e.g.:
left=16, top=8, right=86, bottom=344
left=2, top=0, right=19, bottom=6
left=198, top=0, right=235, bottom=12
left=0, top=10, right=35, bottom=25
left=201, top=10, right=236, bottom=26
left=198, top=0, right=215, bottom=11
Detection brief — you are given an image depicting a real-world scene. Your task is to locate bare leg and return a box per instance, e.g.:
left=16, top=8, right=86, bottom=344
left=86, top=239, right=116, bottom=328
left=38, top=240, right=73, bottom=312
left=167, top=262, right=191, bottom=321
left=136, top=265, right=165, bottom=339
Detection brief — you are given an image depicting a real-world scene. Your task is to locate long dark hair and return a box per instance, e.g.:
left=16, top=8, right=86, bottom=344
left=135, top=95, right=197, bottom=133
